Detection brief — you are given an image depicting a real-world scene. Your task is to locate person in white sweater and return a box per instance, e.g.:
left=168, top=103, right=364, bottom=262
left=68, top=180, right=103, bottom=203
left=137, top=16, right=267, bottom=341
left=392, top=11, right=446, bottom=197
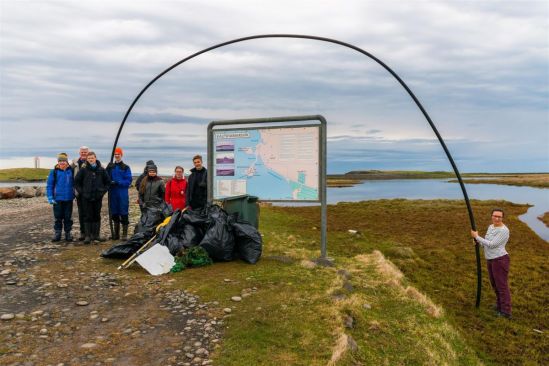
left=471, top=208, right=511, bottom=318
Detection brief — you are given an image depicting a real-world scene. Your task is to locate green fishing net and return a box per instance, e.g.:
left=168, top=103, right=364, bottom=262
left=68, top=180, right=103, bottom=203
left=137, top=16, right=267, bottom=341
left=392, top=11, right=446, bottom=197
left=170, top=246, right=213, bottom=273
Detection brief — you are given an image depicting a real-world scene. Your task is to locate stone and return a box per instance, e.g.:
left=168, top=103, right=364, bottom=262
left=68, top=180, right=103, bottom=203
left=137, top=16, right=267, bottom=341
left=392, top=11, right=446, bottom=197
left=40, top=328, right=48, bottom=334
left=1, top=269, right=11, bottom=275
left=363, top=303, right=372, bottom=310
left=231, top=296, right=242, bottom=302
left=80, top=343, right=98, bottom=349
left=76, top=301, right=89, bottom=306
left=17, top=187, right=37, bottom=198
left=0, top=187, right=17, bottom=199
left=223, top=308, right=232, bottom=314
left=344, top=315, right=354, bottom=329
left=1, top=313, right=15, bottom=320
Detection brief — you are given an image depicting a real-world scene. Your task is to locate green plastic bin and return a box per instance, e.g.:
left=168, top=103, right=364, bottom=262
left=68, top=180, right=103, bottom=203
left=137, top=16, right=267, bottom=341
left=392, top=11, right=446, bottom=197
left=222, top=194, right=260, bottom=229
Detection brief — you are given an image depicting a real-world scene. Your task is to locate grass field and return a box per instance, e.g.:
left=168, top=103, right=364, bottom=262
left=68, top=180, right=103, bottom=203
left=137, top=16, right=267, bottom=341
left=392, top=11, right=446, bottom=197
left=0, top=168, right=50, bottom=181
left=257, top=200, right=548, bottom=365
left=453, top=174, right=549, bottom=188
left=45, top=198, right=547, bottom=365
left=328, top=171, right=549, bottom=189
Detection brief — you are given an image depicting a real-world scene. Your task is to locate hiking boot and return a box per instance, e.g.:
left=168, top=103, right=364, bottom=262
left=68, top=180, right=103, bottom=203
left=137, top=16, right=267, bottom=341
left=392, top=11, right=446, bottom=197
left=78, top=231, right=85, bottom=241
left=51, top=230, right=62, bottom=242
left=83, top=223, right=92, bottom=244
left=121, top=224, right=129, bottom=241
left=111, top=221, right=120, bottom=240
left=65, top=231, right=73, bottom=242
left=92, top=222, right=106, bottom=242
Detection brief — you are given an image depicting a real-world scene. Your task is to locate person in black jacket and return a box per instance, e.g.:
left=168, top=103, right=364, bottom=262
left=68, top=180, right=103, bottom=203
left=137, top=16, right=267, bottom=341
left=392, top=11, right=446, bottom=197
left=135, top=160, right=155, bottom=213
left=186, top=154, right=208, bottom=210
left=74, top=152, right=111, bottom=244
left=138, top=164, right=165, bottom=209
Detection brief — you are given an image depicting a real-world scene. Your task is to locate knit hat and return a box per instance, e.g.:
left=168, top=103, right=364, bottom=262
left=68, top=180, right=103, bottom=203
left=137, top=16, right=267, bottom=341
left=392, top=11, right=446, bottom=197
left=147, top=164, right=158, bottom=172
left=114, top=147, right=123, bottom=155
left=57, top=152, right=68, bottom=162
left=146, top=160, right=154, bottom=165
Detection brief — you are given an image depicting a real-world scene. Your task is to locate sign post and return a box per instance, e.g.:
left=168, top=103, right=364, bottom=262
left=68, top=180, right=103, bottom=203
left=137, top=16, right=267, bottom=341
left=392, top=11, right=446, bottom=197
left=207, top=115, right=329, bottom=260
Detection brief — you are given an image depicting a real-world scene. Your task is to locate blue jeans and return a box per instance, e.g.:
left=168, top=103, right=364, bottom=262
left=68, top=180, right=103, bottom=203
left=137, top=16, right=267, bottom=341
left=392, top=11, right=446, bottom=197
left=53, top=200, right=73, bottom=232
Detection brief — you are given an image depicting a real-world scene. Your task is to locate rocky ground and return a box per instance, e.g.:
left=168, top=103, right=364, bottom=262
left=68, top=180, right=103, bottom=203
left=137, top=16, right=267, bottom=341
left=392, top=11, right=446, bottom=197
left=0, top=195, right=226, bottom=366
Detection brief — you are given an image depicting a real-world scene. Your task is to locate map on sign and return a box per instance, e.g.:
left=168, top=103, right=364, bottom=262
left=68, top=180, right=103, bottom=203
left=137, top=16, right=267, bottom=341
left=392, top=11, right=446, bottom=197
left=212, top=126, right=320, bottom=201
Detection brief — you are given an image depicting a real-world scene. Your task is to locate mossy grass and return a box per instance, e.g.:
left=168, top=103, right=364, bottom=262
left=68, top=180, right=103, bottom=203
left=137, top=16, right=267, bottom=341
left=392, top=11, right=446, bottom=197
left=263, top=199, right=548, bottom=365
left=453, top=174, right=549, bottom=188
left=0, top=168, right=50, bottom=181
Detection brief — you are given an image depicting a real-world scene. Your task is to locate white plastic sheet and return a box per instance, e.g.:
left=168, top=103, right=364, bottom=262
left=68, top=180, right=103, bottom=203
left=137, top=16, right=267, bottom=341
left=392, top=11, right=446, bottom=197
left=135, top=244, right=175, bottom=276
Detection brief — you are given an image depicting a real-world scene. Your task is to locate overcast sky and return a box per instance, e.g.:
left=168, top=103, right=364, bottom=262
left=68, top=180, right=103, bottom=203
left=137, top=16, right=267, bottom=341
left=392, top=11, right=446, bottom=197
left=0, top=0, right=548, bottom=174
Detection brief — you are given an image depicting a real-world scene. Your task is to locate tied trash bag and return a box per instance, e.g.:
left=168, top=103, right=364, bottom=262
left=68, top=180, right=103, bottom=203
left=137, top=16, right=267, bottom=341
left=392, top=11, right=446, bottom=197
left=181, top=207, right=210, bottom=230
left=199, top=205, right=235, bottom=262
left=101, top=231, right=154, bottom=259
left=156, top=210, right=203, bottom=255
left=135, top=201, right=173, bottom=234
left=103, top=202, right=172, bottom=259
left=233, top=221, right=262, bottom=264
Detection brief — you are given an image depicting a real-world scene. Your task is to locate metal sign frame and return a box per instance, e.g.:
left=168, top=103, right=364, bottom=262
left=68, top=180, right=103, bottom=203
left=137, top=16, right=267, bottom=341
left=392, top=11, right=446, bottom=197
left=207, top=115, right=328, bottom=258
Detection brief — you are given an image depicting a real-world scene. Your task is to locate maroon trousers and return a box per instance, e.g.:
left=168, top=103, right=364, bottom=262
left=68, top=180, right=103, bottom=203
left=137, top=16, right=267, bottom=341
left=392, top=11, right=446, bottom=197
left=487, top=254, right=511, bottom=315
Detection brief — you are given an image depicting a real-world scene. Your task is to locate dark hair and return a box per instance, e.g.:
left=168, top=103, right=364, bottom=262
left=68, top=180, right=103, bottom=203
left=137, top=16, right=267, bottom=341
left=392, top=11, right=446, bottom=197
left=192, top=155, right=202, bottom=162
left=174, top=166, right=184, bottom=172
left=492, top=208, right=505, bottom=217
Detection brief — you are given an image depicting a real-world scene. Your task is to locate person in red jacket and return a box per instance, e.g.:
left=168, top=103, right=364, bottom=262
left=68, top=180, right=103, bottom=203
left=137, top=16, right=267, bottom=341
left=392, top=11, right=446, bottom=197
left=165, top=166, right=187, bottom=211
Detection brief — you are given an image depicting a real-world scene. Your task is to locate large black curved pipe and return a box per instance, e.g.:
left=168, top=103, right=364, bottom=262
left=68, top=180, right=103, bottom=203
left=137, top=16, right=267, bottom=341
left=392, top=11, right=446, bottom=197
left=109, top=34, right=481, bottom=307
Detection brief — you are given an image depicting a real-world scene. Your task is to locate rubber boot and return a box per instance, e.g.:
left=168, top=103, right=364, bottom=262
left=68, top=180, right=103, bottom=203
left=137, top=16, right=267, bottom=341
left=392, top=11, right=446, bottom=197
left=111, top=221, right=120, bottom=240
left=121, top=224, right=128, bottom=241
left=93, top=222, right=107, bottom=242
left=83, top=223, right=92, bottom=244
left=51, top=230, right=62, bottom=242
left=65, top=231, right=73, bottom=242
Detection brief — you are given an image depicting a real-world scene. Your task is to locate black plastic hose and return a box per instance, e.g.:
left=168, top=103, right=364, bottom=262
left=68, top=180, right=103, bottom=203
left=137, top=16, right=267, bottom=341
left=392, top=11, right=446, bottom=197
left=109, top=34, right=481, bottom=307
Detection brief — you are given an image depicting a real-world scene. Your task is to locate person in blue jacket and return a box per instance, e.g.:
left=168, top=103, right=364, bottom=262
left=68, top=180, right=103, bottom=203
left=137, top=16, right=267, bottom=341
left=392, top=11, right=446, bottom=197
left=46, top=153, right=75, bottom=242
left=106, top=147, right=132, bottom=240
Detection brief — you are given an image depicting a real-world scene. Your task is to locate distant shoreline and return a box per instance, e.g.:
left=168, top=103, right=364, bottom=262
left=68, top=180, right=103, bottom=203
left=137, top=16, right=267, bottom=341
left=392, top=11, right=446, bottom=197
left=1, top=168, right=547, bottom=189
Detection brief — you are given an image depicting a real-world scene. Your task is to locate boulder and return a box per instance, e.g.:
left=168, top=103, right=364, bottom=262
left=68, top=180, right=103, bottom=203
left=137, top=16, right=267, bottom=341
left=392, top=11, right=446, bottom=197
left=17, top=186, right=37, bottom=198
left=0, top=188, right=17, bottom=199
left=35, top=186, right=46, bottom=197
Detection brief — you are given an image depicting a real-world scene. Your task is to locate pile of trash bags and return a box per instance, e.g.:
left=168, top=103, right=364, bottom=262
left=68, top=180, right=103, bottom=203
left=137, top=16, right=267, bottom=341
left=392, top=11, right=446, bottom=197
left=101, top=203, right=262, bottom=264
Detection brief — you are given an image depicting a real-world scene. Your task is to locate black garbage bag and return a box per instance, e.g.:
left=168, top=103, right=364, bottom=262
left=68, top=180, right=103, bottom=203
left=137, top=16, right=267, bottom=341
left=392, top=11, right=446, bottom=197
left=101, top=231, right=154, bottom=259
left=199, top=205, right=235, bottom=262
left=232, top=221, right=262, bottom=264
left=156, top=209, right=182, bottom=244
left=181, top=207, right=211, bottom=230
left=135, top=202, right=173, bottom=234
left=155, top=210, right=205, bottom=255
left=161, top=224, right=203, bottom=256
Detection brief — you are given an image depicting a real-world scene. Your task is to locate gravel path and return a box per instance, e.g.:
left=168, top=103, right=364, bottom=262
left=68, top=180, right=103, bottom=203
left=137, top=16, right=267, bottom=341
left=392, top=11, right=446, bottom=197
left=0, top=195, right=223, bottom=366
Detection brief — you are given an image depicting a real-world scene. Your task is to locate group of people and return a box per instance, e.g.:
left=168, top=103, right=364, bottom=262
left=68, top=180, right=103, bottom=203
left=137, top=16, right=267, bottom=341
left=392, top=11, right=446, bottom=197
left=46, top=146, right=208, bottom=245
